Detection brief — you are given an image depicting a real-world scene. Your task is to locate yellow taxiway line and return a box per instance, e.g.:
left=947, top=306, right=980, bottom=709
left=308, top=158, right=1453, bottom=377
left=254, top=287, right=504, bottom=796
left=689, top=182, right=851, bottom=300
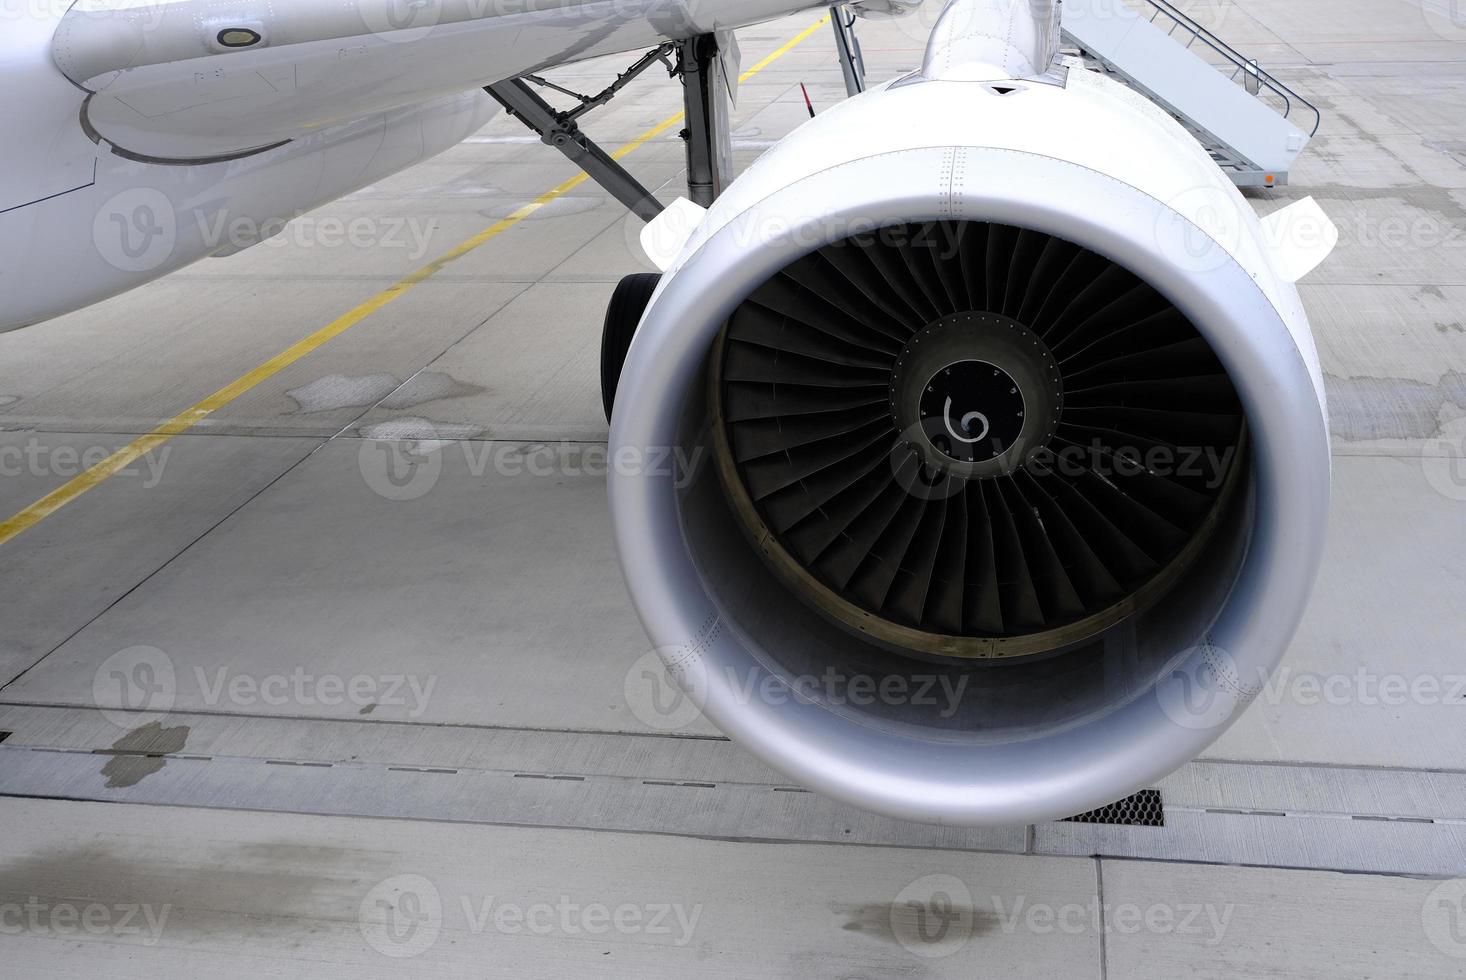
left=0, top=14, right=831, bottom=548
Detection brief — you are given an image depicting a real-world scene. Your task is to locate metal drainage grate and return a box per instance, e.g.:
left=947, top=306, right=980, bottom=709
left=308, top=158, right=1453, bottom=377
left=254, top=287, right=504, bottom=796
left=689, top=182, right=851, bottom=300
left=1062, top=789, right=1165, bottom=827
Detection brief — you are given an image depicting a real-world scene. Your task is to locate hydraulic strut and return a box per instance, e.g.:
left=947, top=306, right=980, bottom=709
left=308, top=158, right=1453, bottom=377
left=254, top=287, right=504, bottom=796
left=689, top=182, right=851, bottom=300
left=485, top=45, right=678, bottom=222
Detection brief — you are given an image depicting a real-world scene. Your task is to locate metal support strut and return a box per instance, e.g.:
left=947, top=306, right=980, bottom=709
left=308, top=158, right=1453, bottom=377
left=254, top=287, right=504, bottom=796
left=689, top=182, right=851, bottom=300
left=677, top=35, right=734, bottom=208
left=486, top=46, right=677, bottom=222
left=830, top=5, right=867, bottom=98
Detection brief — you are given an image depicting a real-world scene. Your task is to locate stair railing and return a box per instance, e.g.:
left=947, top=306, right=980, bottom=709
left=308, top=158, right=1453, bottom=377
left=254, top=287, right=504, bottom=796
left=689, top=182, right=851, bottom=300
left=1139, top=0, right=1321, bottom=136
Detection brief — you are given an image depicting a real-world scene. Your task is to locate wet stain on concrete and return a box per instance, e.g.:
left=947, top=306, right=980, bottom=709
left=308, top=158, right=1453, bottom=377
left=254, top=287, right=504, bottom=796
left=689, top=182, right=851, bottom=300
left=359, top=416, right=485, bottom=442
left=1300, top=87, right=1466, bottom=185
left=1322, top=183, right=1465, bottom=214
left=377, top=371, right=485, bottom=410
left=99, top=721, right=191, bottom=789
left=1325, top=370, right=1466, bottom=441
left=834, top=901, right=997, bottom=944
left=287, top=373, right=400, bottom=414
left=0, top=839, right=363, bottom=941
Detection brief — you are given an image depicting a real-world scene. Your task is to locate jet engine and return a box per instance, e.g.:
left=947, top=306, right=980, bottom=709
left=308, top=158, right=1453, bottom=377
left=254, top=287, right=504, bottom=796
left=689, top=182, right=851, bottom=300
left=608, top=2, right=1334, bottom=825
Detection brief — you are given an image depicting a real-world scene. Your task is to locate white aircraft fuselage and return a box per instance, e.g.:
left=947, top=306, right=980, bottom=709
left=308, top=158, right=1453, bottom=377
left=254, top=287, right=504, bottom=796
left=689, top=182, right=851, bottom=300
left=1, top=0, right=840, bottom=331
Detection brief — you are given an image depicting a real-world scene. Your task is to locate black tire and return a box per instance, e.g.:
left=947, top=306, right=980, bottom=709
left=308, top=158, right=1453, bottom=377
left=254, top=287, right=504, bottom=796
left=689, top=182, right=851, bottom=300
left=600, top=272, right=661, bottom=423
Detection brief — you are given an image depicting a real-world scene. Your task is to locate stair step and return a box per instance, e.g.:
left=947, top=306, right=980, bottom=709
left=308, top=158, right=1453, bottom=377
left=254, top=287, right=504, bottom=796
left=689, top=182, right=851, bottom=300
left=1062, top=0, right=1319, bottom=188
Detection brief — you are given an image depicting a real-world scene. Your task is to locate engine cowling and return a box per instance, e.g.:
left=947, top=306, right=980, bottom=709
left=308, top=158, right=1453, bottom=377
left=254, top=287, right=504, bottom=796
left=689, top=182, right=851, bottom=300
left=608, top=57, right=1333, bottom=824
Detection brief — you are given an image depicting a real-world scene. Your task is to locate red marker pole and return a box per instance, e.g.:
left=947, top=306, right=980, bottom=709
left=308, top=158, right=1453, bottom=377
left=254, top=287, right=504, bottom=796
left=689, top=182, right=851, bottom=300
left=800, top=82, right=816, bottom=118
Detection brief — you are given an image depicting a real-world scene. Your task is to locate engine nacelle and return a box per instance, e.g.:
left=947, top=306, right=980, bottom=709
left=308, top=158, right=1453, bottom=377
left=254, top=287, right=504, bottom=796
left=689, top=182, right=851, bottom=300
left=609, top=59, right=1334, bottom=824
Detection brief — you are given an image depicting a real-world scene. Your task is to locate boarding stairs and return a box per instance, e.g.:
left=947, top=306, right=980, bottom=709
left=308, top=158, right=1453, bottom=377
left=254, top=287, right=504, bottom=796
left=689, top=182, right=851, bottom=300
left=1061, top=0, right=1321, bottom=186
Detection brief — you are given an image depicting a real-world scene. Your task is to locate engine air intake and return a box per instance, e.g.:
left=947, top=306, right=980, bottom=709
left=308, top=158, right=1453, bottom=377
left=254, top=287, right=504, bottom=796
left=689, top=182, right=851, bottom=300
left=714, top=221, right=1246, bottom=659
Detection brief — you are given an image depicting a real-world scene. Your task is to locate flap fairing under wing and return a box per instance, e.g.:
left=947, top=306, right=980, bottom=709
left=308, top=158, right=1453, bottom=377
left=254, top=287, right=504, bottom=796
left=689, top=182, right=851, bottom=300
left=54, top=0, right=833, bottom=160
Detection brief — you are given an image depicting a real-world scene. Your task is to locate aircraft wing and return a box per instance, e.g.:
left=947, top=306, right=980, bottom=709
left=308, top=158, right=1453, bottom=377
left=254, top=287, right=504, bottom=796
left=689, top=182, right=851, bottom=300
left=55, top=0, right=841, bottom=161
left=4, top=0, right=917, bottom=330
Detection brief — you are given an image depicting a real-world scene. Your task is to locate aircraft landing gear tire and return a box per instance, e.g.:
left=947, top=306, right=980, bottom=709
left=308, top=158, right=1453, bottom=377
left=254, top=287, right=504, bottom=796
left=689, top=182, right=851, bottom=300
left=601, top=272, right=661, bottom=423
